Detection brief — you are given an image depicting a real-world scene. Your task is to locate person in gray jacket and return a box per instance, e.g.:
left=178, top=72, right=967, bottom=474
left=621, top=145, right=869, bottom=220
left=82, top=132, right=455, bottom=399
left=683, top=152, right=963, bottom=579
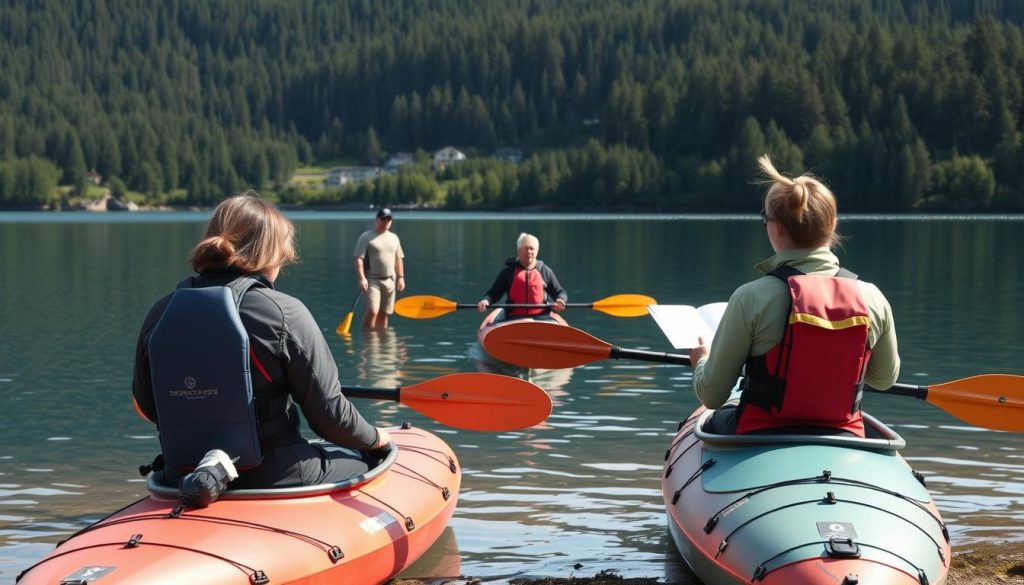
left=132, top=192, right=391, bottom=488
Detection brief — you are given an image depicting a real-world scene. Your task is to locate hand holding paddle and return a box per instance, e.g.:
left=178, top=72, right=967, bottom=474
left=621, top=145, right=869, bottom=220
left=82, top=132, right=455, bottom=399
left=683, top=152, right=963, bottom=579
left=396, top=294, right=657, bottom=319
left=342, top=372, right=552, bottom=431
left=482, top=322, right=1024, bottom=432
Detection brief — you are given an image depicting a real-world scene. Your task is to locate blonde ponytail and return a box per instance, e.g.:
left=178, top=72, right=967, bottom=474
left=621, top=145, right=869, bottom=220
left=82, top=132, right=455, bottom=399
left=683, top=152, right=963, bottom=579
left=758, top=154, right=837, bottom=248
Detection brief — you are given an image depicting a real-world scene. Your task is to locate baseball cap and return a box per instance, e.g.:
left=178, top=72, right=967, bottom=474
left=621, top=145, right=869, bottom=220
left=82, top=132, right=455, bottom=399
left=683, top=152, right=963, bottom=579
left=376, top=207, right=393, bottom=219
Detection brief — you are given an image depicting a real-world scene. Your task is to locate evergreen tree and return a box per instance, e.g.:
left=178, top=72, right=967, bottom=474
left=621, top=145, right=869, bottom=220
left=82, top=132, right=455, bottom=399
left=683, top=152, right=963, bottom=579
left=365, top=127, right=384, bottom=165
left=0, top=0, right=1023, bottom=210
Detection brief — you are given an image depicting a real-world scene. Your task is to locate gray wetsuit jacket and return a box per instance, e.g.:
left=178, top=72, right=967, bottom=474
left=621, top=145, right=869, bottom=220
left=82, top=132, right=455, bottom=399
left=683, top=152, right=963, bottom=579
left=132, top=269, right=379, bottom=487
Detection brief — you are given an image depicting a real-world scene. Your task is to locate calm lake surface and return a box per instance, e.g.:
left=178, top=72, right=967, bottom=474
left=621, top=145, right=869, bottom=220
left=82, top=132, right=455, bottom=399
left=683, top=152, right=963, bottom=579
left=1, top=211, right=1023, bottom=582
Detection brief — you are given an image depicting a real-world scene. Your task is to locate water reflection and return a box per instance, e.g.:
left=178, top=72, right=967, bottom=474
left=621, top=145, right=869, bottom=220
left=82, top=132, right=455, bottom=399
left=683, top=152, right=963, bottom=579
left=471, top=343, right=575, bottom=397
left=396, top=526, right=463, bottom=581
left=3, top=216, right=1024, bottom=583
left=354, top=328, right=409, bottom=387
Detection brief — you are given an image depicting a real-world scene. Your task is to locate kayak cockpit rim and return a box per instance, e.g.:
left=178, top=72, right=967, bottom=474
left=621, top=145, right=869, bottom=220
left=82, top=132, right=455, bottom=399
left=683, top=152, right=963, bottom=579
left=692, top=410, right=907, bottom=452
left=146, top=442, right=399, bottom=500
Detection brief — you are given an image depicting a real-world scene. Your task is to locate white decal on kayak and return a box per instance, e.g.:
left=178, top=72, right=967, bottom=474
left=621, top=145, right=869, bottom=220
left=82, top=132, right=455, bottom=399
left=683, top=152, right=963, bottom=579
left=815, top=521, right=858, bottom=538
left=719, top=496, right=749, bottom=519
left=360, top=511, right=398, bottom=534
left=62, top=566, right=116, bottom=582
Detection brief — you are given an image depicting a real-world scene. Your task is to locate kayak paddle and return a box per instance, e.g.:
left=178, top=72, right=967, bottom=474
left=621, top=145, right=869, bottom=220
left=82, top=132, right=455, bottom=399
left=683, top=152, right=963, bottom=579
left=395, top=293, right=657, bottom=319
left=482, top=322, right=1024, bottom=432
left=482, top=321, right=691, bottom=369
left=336, top=291, right=363, bottom=335
left=878, top=375, right=1024, bottom=433
left=342, top=372, right=552, bottom=431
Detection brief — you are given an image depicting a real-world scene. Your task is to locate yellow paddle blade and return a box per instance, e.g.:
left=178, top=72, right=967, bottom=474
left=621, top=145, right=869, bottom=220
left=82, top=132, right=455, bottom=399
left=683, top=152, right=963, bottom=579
left=395, top=295, right=459, bottom=319
left=335, top=311, right=355, bottom=335
left=592, top=294, right=658, bottom=317
left=927, top=374, right=1024, bottom=432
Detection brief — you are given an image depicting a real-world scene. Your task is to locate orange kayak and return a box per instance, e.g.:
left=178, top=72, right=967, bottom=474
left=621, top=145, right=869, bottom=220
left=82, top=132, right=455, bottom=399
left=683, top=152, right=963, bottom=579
left=477, top=307, right=568, bottom=348
left=17, top=425, right=459, bottom=585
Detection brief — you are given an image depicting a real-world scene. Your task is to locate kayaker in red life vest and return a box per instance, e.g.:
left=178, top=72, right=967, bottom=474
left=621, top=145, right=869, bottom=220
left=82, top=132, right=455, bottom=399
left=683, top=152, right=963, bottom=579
left=477, top=232, right=567, bottom=320
left=688, top=155, right=900, bottom=438
left=132, top=193, right=391, bottom=489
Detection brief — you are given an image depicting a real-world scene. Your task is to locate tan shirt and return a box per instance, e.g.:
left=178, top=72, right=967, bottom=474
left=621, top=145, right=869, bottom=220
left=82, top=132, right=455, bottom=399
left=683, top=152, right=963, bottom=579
left=692, top=247, right=900, bottom=409
left=353, top=230, right=404, bottom=279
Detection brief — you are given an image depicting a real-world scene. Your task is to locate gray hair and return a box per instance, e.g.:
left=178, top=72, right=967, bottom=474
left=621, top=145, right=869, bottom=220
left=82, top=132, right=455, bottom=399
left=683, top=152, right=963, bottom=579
left=516, top=232, right=539, bottom=250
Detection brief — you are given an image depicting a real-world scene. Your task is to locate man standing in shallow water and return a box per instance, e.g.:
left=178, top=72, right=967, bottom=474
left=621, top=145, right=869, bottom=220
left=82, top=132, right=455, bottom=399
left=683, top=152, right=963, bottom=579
left=353, top=207, right=405, bottom=329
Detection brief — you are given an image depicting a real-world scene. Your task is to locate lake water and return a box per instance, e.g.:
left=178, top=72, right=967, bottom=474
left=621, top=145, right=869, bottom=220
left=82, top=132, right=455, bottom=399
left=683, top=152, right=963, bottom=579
left=1, top=211, right=1023, bottom=583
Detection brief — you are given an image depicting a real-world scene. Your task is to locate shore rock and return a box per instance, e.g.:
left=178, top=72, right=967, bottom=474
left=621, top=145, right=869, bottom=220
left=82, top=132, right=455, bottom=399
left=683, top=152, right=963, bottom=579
left=80, top=192, right=138, bottom=212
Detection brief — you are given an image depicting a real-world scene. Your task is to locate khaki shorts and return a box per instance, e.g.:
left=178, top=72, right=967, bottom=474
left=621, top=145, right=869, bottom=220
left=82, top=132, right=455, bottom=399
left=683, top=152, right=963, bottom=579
left=366, top=277, right=396, bottom=314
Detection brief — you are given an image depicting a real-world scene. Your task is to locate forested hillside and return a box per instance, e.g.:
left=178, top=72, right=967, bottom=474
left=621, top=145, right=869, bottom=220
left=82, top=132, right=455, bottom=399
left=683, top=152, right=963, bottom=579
left=1, top=0, right=1023, bottom=211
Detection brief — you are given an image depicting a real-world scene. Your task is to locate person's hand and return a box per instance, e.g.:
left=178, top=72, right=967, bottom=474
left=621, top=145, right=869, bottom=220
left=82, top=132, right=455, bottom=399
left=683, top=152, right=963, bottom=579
left=477, top=299, right=490, bottom=313
left=371, top=427, right=392, bottom=450
left=359, top=278, right=369, bottom=292
left=553, top=299, right=566, bottom=311
left=396, top=276, right=406, bottom=292
left=688, top=336, right=709, bottom=366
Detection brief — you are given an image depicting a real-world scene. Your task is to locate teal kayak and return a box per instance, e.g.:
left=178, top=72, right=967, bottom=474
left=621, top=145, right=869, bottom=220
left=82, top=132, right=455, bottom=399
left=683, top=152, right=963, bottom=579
left=663, top=406, right=950, bottom=585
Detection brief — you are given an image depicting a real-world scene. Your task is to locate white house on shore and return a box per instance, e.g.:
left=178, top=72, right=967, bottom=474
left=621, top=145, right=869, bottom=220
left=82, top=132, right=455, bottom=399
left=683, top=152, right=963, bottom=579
left=383, top=153, right=415, bottom=173
left=433, top=146, right=466, bottom=169
left=325, top=166, right=381, bottom=186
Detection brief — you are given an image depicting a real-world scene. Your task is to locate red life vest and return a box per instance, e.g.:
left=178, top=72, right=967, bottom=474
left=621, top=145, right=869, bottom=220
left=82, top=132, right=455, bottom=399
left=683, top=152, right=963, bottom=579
left=508, top=264, right=546, bottom=316
left=737, top=266, right=872, bottom=437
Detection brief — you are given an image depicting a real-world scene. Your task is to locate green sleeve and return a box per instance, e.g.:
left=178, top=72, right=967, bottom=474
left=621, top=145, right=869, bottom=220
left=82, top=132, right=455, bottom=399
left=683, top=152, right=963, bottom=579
left=862, top=284, right=900, bottom=390
left=692, top=288, right=754, bottom=409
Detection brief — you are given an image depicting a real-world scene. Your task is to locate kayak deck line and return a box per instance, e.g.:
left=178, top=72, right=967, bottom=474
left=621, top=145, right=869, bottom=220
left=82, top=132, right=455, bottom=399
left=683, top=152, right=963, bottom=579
left=664, top=407, right=951, bottom=585
left=699, top=470, right=946, bottom=535
left=18, top=427, right=461, bottom=585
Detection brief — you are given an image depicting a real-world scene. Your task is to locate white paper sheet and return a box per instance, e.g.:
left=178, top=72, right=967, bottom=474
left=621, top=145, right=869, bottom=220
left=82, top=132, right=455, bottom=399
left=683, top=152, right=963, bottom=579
left=647, top=302, right=728, bottom=349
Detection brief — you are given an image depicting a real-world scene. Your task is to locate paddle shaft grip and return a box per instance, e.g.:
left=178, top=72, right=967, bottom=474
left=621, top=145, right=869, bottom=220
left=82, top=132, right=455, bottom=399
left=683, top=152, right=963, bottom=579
left=453, top=302, right=567, bottom=311
left=865, top=383, right=927, bottom=400
left=610, top=347, right=691, bottom=366
left=341, top=386, right=400, bottom=403
left=489, top=303, right=568, bottom=308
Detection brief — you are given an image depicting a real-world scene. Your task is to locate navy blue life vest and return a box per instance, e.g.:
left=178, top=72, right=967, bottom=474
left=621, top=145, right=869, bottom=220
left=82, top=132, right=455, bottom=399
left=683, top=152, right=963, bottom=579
left=148, top=277, right=264, bottom=472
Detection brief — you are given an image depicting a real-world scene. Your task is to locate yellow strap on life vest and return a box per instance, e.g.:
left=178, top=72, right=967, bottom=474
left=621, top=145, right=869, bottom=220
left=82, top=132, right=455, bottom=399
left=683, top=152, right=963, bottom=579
left=789, top=312, right=870, bottom=330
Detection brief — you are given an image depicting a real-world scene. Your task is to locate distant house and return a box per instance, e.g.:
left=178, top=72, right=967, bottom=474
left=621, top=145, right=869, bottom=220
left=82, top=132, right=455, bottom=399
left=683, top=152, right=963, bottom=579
left=325, top=166, right=381, bottom=186
left=383, top=152, right=415, bottom=173
left=494, top=147, right=524, bottom=164
left=433, top=146, right=466, bottom=170
left=87, top=170, right=103, bottom=185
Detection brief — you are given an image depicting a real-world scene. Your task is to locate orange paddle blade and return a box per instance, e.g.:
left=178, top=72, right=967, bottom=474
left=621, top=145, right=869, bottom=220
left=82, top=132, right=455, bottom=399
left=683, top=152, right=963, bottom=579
left=395, top=295, right=459, bottom=319
left=336, top=292, right=363, bottom=335
left=926, top=374, right=1024, bottom=432
left=402, top=373, right=552, bottom=431
left=335, top=311, right=355, bottom=335
left=591, top=294, right=657, bottom=317
left=482, top=322, right=612, bottom=369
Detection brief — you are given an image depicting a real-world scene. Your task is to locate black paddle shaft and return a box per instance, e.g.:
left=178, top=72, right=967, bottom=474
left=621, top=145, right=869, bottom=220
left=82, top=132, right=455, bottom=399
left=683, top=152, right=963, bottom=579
left=341, top=386, right=401, bottom=402
left=603, top=348, right=931, bottom=401
left=610, top=346, right=692, bottom=366
left=865, top=383, right=928, bottom=400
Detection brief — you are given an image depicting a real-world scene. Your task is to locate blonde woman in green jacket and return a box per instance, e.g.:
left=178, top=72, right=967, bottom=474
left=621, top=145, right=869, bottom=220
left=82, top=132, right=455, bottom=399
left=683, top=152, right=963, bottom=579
left=689, top=155, right=900, bottom=437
